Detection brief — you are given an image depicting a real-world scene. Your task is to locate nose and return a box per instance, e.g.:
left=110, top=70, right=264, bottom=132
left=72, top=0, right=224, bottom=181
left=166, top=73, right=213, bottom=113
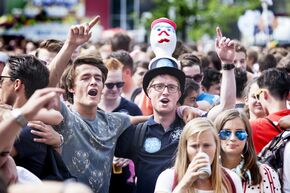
left=90, top=77, right=98, bottom=85
left=193, top=101, right=198, bottom=108
left=161, top=86, right=170, bottom=94
left=197, top=145, right=206, bottom=153
left=229, top=131, right=237, bottom=140
left=236, top=62, right=242, bottom=69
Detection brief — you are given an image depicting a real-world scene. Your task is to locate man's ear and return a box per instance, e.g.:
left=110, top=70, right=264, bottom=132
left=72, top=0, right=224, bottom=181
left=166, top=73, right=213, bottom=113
left=123, top=68, right=132, bottom=77
left=14, top=79, right=23, bottom=92
left=263, top=90, right=269, bottom=100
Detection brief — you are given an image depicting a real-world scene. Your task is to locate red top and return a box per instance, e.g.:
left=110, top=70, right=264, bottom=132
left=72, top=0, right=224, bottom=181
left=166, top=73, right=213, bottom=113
left=250, top=109, right=290, bottom=153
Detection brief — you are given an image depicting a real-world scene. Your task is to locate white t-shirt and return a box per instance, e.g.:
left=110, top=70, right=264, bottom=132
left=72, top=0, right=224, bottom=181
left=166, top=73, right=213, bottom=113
left=17, top=166, right=42, bottom=184
left=154, top=168, right=243, bottom=193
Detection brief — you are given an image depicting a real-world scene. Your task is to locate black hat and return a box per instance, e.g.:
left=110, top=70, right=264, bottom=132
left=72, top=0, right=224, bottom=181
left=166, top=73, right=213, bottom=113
left=143, top=57, right=185, bottom=96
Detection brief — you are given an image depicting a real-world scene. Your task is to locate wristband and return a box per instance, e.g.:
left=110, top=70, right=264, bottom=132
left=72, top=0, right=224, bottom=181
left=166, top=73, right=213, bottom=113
left=222, top=63, right=235, bottom=70
left=11, top=108, right=28, bottom=128
left=53, top=134, right=64, bottom=148
left=58, top=134, right=64, bottom=148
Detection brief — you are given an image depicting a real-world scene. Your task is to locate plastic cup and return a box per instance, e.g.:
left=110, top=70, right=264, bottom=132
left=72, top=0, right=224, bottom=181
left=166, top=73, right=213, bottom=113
left=197, top=152, right=211, bottom=179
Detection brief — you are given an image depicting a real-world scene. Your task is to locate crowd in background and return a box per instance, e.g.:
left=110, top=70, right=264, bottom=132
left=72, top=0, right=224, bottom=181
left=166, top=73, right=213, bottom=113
left=0, top=15, right=289, bottom=193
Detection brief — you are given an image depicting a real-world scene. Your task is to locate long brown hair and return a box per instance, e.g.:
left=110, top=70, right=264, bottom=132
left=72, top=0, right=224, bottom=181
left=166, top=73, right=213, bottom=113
left=214, top=109, right=262, bottom=185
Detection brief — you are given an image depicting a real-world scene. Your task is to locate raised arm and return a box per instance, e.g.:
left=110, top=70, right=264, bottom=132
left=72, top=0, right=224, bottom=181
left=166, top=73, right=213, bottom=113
left=48, top=16, right=100, bottom=87
left=0, top=87, right=64, bottom=151
left=207, top=27, right=236, bottom=121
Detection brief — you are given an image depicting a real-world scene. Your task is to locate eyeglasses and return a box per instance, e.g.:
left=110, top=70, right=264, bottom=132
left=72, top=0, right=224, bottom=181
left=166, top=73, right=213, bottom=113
left=185, top=74, right=203, bottom=83
left=150, top=83, right=179, bottom=93
left=105, top=82, right=125, bottom=89
left=254, top=88, right=266, bottom=100
left=219, top=129, right=248, bottom=141
left=0, top=76, right=13, bottom=84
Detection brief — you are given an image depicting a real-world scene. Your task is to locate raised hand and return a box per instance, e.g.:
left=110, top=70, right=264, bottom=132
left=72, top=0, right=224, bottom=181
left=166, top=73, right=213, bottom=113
left=215, top=27, right=235, bottom=64
left=67, top=16, right=100, bottom=47
left=174, top=154, right=209, bottom=191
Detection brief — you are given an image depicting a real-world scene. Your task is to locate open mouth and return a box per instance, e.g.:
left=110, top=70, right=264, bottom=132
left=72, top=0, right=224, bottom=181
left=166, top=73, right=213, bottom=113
left=88, top=89, right=98, bottom=96
left=160, top=98, right=169, bottom=104
left=158, top=38, right=170, bottom=43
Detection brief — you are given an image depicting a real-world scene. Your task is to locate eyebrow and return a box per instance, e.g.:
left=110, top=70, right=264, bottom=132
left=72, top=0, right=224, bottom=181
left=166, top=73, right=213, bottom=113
left=80, top=73, right=102, bottom=78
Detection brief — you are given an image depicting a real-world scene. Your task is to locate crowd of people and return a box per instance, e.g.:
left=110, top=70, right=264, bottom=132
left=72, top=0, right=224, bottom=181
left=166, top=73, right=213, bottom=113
left=0, top=15, right=289, bottom=193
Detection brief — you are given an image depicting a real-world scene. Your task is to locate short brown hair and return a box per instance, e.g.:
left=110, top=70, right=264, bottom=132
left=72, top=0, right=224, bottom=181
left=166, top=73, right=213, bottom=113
left=62, top=55, right=108, bottom=103
left=36, top=39, right=63, bottom=54
left=235, top=43, right=247, bottom=56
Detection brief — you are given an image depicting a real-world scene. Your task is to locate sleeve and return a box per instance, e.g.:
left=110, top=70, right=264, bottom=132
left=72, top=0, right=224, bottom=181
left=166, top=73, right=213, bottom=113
left=154, top=169, right=175, bottom=193
left=260, top=164, right=282, bottom=193
left=13, top=127, right=47, bottom=177
left=283, top=142, right=290, bottom=193
left=226, top=169, right=243, bottom=193
left=109, top=112, right=131, bottom=137
left=56, top=101, right=70, bottom=133
left=115, top=125, right=136, bottom=159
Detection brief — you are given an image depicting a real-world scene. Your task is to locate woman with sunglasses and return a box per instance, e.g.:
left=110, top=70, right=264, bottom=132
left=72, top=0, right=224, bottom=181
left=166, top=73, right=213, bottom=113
left=214, top=109, right=281, bottom=193
left=154, top=118, right=243, bottom=193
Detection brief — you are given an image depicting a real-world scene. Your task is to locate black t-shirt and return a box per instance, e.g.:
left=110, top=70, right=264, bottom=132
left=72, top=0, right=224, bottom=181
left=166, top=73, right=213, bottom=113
left=13, top=126, right=47, bottom=178
left=114, top=97, right=142, bottom=116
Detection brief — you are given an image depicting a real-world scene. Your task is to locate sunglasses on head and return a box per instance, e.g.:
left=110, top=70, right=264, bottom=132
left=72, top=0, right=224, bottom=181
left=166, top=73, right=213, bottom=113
left=219, top=129, right=248, bottom=141
left=254, top=88, right=266, bottom=100
left=185, top=74, right=203, bottom=83
left=105, top=82, right=125, bottom=89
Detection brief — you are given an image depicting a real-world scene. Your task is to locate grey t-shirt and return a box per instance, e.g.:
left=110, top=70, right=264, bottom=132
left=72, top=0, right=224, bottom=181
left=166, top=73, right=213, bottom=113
left=56, top=102, right=131, bottom=193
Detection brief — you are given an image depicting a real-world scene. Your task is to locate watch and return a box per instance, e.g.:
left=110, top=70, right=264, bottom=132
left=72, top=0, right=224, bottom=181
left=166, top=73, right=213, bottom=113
left=11, top=108, right=28, bottom=127
left=222, top=63, right=235, bottom=70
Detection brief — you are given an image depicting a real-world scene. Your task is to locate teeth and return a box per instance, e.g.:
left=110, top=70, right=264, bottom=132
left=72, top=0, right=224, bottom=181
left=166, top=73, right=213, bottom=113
left=88, top=90, right=97, bottom=96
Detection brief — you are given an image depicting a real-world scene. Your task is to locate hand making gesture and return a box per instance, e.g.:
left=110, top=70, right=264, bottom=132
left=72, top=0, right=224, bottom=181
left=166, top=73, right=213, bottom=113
left=215, top=27, right=235, bottom=64
left=67, top=16, right=100, bottom=48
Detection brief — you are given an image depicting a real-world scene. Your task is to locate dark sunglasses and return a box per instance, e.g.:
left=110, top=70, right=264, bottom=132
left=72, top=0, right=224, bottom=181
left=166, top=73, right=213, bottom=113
left=105, top=82, right=125, bottom=89
left=185, top=74, right=203, bottom=83
left=219, top=129, right=248, bottom=141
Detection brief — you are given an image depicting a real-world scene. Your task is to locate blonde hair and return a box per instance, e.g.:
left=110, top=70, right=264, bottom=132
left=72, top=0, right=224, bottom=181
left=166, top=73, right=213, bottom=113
left=104, top=58, right=123, bottom=71
left=174, top=117, right=233, bottom=193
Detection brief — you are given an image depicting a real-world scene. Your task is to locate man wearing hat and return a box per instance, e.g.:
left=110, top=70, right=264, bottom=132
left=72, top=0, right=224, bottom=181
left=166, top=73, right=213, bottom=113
left=116, top=56, right=186, bottom=193
left=116, top=18, right=237, bottom=193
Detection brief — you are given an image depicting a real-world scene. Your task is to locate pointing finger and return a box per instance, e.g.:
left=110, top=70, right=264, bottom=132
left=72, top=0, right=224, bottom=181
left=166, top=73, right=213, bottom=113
left=216, top=26, right=222, bottom=40
left=88, top=16, right=100, bottom=29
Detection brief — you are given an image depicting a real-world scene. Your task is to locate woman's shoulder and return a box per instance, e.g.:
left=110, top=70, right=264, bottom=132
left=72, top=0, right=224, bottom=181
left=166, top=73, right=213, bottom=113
left=259, top=163, right=282, bottom=193
left=259, top=163, right=278, bottom=176
left=159, top=168, right=175, bottom=178
left=155, top=168, right=175, bottom=193
left=223, top=168, right=243, bottom=193
left=223, top=168, right=241, bottom=182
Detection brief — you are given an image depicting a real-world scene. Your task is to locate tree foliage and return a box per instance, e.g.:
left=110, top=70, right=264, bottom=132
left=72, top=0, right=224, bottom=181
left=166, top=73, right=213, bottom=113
left=148, top=0, right=259, bottom=41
